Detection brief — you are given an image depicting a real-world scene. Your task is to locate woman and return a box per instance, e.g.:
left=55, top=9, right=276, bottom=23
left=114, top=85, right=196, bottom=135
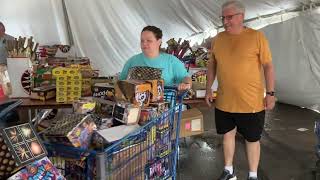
left=119, top=25, right=191, bottom=90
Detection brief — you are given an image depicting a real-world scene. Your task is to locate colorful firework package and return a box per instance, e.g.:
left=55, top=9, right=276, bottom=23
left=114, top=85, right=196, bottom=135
left=8, top=157, right=65, bottom=180
left=117, top=80, right=152, bottom=107
left=126, top=66, right=162, bottom=81
left=139, top=107, right=158, bottom=125
left=92, top=83, right=115, bottom=101
left=145, top=79, right=164, bottom=102
left=0, top=123, right=47, bottom=167
left=44, top=114, right=97, bottom=149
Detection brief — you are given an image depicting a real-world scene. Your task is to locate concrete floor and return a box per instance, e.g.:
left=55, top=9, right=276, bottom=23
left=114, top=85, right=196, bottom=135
left=177, top=102, right=320, bottom=180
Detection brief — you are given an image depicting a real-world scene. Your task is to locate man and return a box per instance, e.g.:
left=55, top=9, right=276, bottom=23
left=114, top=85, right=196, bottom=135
left=0, top=22, right=14, bottom=65
left=205, top=1, right=275, bottom=180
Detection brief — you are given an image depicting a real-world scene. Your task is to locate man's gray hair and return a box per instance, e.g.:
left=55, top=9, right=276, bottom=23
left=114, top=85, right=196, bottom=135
left=222, top=0, right=245, bottom=13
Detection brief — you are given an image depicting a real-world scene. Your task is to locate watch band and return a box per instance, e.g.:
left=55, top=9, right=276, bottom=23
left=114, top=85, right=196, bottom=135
left=266, top=91, right=275, bottom=96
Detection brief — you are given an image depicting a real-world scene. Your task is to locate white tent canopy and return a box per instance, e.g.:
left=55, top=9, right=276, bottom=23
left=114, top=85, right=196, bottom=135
left=1, top=0, right=320, bottom=110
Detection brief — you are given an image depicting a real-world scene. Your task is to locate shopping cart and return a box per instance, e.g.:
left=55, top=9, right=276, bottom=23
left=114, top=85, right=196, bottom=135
left=314, top=121, right=320, bottom=179
left=95, top=86, right=187, bottom=180
left=44, top=86, right=188, bottom=180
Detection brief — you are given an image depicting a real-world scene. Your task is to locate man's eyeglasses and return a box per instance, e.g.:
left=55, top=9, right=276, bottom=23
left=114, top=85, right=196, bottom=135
left=220, top=13, right=242, bottom=21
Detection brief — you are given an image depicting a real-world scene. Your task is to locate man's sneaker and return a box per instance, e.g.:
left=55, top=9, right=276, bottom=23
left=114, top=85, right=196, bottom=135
left=247, top=177, right=259, bottom=180
left=217, top=169, right=237, bottom=180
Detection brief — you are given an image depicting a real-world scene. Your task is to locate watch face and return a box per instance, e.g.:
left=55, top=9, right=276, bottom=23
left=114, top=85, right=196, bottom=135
left=267, top=92, right=275, bottom=96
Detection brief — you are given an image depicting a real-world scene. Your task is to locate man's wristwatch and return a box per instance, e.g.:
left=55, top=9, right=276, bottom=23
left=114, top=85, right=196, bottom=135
left=266, top=91, right=275, bottom=96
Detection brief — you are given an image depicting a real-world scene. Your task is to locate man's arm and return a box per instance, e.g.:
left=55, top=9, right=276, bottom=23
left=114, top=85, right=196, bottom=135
left=263, top=62, right=275, bottom=110
left=205, top=56, right=217, bottom=106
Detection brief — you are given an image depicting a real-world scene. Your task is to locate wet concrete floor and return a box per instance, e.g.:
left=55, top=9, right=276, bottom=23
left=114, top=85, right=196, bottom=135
left=177, top=102, right=320, bottom=180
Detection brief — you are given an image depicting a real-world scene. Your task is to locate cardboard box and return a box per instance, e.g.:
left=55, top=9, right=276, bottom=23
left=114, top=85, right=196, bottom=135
left=175, top=108, right=204, bottom=138
left=117, top=80, right=151, bottom=106
left=113, top=103, right=141, bottom=125
left=146, top=79, right=164, bottom=102
left=95, top=124, right=140, bottom=143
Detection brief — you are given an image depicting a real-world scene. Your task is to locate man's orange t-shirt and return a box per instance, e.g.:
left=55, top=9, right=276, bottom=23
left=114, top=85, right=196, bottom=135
left=212, top=28, right=272, bottom=113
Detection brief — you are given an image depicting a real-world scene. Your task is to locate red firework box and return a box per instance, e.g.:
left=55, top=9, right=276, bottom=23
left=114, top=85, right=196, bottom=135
left=139, top=107, right=158, bottom=125
left=117, top=80, right=152, bottom=107
left=145, top=79, right=164, bottom=102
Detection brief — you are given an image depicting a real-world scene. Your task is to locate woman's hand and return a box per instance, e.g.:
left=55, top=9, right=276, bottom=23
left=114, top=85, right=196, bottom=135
left=205, top=91, right=214, bottom=107
left=178, top=83, right=191, bottom=91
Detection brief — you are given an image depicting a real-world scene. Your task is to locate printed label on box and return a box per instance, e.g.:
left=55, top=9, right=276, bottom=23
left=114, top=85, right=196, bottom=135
left=191, top=119, right=202, bottom=131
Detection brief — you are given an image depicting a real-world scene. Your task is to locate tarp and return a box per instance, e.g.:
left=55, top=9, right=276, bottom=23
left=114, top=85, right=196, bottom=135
left=1, top=0, right=314, bottom=75
left=1, top=0, right=320, bottom=109
left=262, top=11, right=320, bottom=111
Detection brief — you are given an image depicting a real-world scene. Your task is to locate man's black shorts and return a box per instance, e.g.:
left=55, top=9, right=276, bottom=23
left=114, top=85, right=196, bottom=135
left=215, top=108, right=265, bottom=142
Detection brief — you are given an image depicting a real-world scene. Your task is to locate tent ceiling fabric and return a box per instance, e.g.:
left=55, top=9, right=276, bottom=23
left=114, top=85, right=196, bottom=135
left=1, top=0, right=320, bottom=109
left=1, top=0, right=314, bottom=74
left=262, top=11, right=320, bottom=111
left=0, top=0, right=69, bottom=45
left=62, top=0, right=313, bottom=75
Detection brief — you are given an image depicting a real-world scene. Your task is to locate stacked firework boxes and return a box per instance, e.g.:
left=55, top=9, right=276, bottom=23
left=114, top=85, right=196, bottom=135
left=52, top=67, right=82, bottom=103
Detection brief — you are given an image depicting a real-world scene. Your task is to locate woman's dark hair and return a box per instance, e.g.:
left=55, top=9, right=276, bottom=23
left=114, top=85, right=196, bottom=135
left=142, top=26, right=162, bottom=40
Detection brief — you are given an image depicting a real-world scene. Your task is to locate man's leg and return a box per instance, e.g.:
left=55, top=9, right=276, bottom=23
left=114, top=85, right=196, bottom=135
left=236, top=110, right=265, bottom=179
left=245, top=140, right=260, bottom=172
left=215, top=108, right=237, bottom=179
left=223, top=127, right=237, bottom=166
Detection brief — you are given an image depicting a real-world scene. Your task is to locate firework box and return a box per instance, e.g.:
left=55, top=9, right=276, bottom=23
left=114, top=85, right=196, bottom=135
left=145, top=156, right=170, bottom=179
left=113, top=102, right=141, bottom=125
left=92, top=83, right=115, bottom=101
left=117, top=80, right=151, bottom=107
left=0, top=123, right=47, bottom=167
left=139, top=107, right=158, bottom=125
left=0, top=134, right=17, bottom=179
left=145, top=79, right=164, bottom=102
left=149, top=102, right=169, bottom=114
left=30, top=86, right=56, bottom=101
left=72, top=97, right=96, bottom=114
left=8, top=157, right=65, bottom=180
left=94, top=98, right=115, bottom=118
left=32, top=65, right=55, bottom=88
left=44, top=114, right=97, bottom=149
